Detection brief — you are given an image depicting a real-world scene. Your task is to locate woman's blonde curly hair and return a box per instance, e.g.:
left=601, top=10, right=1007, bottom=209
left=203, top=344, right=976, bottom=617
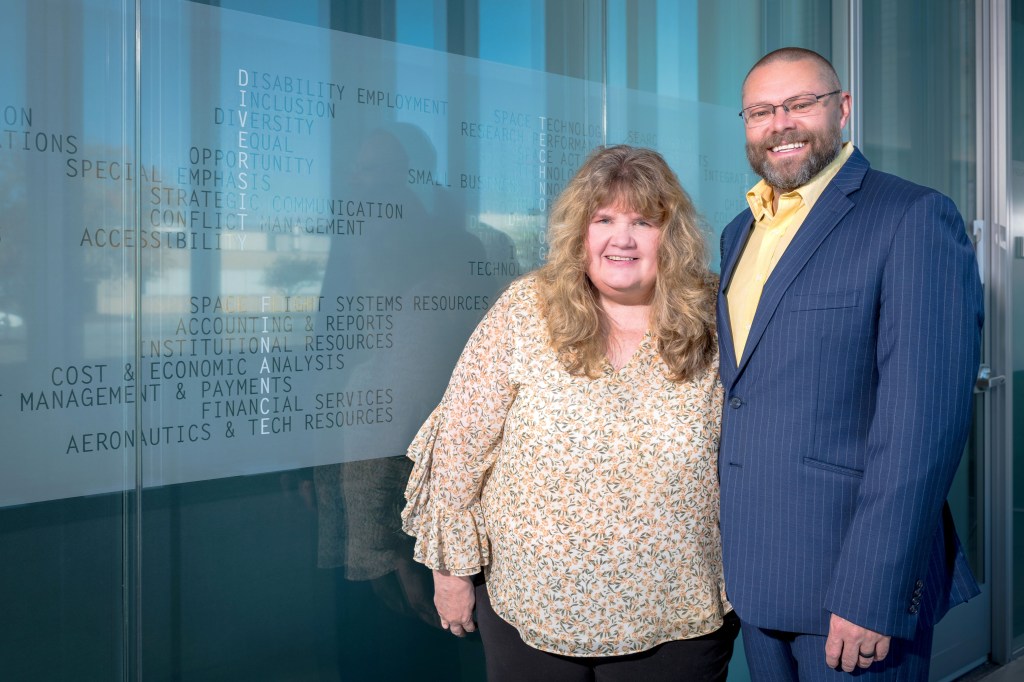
left=535, top=145, right=717, bottom=382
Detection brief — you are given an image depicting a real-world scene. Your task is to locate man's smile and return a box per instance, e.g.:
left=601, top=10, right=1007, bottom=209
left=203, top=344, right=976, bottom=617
left=771, top=142, right=806, bottom=153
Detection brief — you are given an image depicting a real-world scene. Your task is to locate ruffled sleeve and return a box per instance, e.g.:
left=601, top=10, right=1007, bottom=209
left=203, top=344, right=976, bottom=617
left=401, top=279, right=526, bottom=575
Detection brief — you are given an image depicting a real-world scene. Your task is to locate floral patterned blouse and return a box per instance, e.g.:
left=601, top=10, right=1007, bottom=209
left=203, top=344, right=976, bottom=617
left=402, top=276, right=729, bottom=656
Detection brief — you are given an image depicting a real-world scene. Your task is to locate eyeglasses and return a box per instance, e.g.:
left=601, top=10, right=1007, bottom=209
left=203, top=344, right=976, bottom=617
left=738, top=90, right=841, bottom=127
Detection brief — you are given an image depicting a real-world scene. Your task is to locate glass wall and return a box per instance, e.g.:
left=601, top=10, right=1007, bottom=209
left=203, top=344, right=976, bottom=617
left=0, top=2, right=831, bottom=679
left=0, top=0, right=136, bottom=678
left=1011, top=0, right=1024, bottom=654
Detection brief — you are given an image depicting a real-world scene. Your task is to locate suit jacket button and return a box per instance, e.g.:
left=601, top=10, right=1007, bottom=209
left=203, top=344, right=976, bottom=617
left=729, top=397, right=743, bottom=409
left=908, top=605, right=919, bottom=614
left=915, top=580, right=924, bottom=589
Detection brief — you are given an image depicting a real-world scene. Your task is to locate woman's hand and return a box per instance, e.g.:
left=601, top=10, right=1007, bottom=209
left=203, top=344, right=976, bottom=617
left=433, top=569, right=476, bottom=636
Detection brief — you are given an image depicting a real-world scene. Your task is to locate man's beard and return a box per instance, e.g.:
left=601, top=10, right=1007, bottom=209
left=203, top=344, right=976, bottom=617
left=746, top=124, right=843, bottom=193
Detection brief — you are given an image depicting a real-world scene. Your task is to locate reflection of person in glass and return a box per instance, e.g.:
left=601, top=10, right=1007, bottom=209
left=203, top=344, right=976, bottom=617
left=403, top=145, right=738, bottom=680
left=311, top=124, right=487, bottom=638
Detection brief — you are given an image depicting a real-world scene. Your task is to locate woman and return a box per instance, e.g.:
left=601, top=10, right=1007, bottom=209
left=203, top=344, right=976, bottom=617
left=402, top=145, right=736, bottom=681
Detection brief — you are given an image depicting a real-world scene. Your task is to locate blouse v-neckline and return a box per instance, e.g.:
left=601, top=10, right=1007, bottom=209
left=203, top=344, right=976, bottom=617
left=604, top=330, right=653, bottom=375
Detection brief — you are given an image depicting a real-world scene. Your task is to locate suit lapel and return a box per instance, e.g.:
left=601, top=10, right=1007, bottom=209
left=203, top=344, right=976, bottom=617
left=730, top=149, right=870, bottom=383
left=718, top=213, right=754, bottom=382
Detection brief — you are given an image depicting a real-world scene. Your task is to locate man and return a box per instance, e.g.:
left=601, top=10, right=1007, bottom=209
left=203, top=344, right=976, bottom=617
left=717, top=47, right=983, bottom=680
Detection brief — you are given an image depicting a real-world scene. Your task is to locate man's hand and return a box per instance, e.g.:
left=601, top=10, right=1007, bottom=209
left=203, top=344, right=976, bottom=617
left=433, top=569, right=476, bottom=636
left=825, top=613, right=891, bottom=672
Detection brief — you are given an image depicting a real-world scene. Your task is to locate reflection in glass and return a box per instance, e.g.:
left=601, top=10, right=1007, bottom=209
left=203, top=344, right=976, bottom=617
left=1, top=1, right=839, bottom=679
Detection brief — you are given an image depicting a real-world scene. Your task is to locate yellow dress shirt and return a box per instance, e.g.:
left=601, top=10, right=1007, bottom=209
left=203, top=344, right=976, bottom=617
left=726, top=142, right=854, bottom=361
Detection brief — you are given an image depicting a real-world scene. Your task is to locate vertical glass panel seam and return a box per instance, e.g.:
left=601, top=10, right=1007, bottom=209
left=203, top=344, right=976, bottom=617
left=601, top=0, right=608, bottom=144
left=848, top=0, right=862, bottom=148
left=132, top=0, right=143, bottom=678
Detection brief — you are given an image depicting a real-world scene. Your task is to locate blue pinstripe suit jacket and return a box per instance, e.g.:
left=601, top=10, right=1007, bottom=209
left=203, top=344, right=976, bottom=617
left=716, top=148, right=983, bottom=640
